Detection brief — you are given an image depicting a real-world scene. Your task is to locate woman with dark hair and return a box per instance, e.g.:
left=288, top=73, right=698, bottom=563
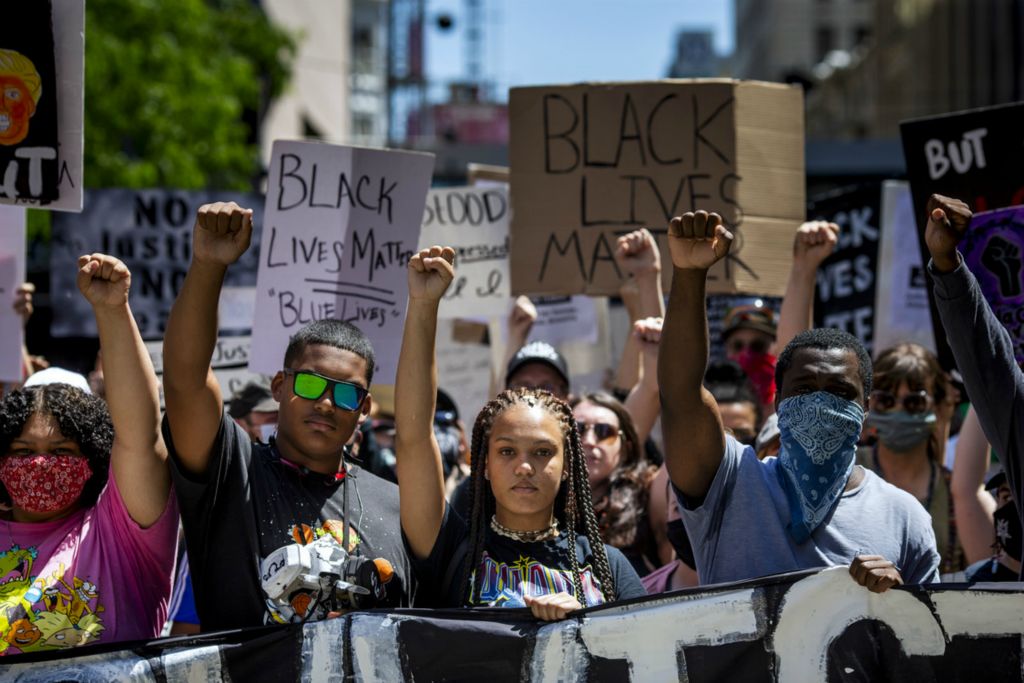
left=571, top=392, right=659, bottom=575
left=860, top=343, right=964, bottom=576
left=396, top=247, right=645, bottom=620
left=0, top=254, right=176, bottom=655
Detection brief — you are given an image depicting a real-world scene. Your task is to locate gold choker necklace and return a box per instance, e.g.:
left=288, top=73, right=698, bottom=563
left=490, top=515, right=560, bottom=543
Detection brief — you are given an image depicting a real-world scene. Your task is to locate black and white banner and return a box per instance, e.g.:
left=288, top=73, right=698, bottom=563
left=2, top=568, right=1023, bottom=681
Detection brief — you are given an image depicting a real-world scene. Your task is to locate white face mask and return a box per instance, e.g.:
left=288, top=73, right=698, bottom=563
left=259, top=423, right=278, bottom=443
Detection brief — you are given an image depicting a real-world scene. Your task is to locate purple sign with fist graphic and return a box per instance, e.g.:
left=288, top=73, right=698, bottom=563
left=961, top=205, right=1024, bottom=365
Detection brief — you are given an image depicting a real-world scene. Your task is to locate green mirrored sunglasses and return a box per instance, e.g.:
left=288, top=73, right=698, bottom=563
left=284, top=369, right=368, bottom=412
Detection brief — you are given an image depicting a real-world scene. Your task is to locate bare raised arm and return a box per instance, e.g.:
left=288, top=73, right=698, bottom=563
left=163, top=202, right=253, bottom=476
left=658, top=211, right=733, bottom=499
left=77, top=254, right=169, bottom=527
left=625, top=316, right=663, bottom=444
left=951, top=406, right=998, bottom=563
left=773, top=221, right=839, bottom=354
left=614, top=229, right=665, bottom=393
left=395, top=246, right=456, bottom=560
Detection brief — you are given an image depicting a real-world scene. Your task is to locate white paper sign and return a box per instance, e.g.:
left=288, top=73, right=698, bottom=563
left=419, top=186, right=510, bottom=319
left=147, top=335, right=267, bottom=407
left=250, top=141, right=435, bottom=383
left=524, top=295, right=600, bottom=346
left=1, top=0, right=85, bottom=212
left=435, top=320, right=492, bottom=423
left=0, top=207, right=26, bottom=382
left=875, top=181, right=936, bottom=353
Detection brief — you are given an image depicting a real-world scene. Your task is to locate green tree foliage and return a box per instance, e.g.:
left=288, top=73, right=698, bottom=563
left=83, top=0, right=295, bottom=190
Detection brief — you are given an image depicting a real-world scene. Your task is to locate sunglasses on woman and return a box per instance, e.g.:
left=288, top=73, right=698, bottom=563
left=576, top=421, right=621, bottom=445
left=869, top=389, right=932, bottom=415
left=284, top=369, right=368, bottom=411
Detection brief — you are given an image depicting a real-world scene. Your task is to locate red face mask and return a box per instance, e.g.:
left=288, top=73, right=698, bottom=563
left=0, top=454, right=93, bottom=514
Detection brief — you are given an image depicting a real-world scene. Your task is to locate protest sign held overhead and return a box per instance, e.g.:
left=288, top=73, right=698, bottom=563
left=0, top=207, right=26, bottom=383
left=250, top=141, right=434, bottom=384
left=147, top=336, right=265, bottom=408
left=958, top=206, right=1024, bottom=365
left=419, top=185, right=510, bottom=319
left=901, top=101, right=1024, bottom=367
left=808, top=184, right=882, bottom=352
left=50, top=189, right=264, bottom=338
left=435, top=319, right=492, bottom=423
left=509, top=80, right=804, bottom=297
left=875, top=181, right=935, bottom=353
left=0, top=0, right=83, bottom=211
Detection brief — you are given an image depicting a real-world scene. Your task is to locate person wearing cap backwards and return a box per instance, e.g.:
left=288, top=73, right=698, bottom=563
left=228, top=381, right=279, bottom=443
left=161, top=202, right=411, bottom=629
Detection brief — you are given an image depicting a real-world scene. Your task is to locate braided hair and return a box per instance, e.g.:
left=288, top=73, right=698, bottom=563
left=459, top=388, right=616, bottom=606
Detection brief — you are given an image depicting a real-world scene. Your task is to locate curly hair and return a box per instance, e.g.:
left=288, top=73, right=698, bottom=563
left=460, top=388, right=616, bottom=606
left=571, top=392, right=657, bottom=553
left=0, top=385, right=113, bottom=509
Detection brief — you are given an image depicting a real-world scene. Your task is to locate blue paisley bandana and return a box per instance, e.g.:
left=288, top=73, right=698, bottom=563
left=775, top=391, right=865, bottom=543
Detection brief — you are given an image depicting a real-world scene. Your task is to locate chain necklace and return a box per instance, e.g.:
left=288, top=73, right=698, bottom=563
left=490, top=515, right=560, bottom=543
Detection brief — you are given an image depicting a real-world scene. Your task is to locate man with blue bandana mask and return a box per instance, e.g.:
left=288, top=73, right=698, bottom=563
left=658, top=210, right=940, bottom=591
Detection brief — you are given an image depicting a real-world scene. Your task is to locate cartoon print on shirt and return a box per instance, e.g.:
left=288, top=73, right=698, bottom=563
left=471, top=551, right=606, bottom=607
left=0, top=546, right=106, bottom=655
left=264, top=521, right=364, bottom=624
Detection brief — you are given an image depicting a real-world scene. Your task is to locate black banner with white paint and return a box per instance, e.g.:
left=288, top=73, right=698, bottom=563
left=809, top=184, right=882, bottom=354
left=2, top=568, right=1022, bottom=681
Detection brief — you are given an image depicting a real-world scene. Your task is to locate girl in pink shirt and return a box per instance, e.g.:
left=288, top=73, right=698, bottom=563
left=0, top=254, right=177, bottom=655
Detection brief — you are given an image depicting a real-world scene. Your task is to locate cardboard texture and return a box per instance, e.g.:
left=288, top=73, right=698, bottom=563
left=509, top=79, right=804, bottom=297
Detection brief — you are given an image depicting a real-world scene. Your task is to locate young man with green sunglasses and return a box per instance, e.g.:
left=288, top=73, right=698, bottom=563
left=161, top=202, right=411, bottom=630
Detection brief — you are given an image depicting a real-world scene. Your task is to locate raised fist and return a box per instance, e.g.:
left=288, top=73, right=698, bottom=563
left=793, top=220, right=839, bottom=268
left=666, top=211, right=734, bottom=271
left=509, top=295, right=538, bottom=338
left=615, top=228, right=661, bottom=278
left=925, top=194, right=972, bottom=273
left=633, top=316, right=663, bottom=353
left=13, top=282, right=34, bottom=326
left=77, top=254, right=131, bottom=308
left=407, top=245, right=456, bottom=302
left=193, top=201, right=254, bottom=266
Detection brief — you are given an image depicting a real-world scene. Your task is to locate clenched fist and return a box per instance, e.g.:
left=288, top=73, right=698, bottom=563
left=925, top=194, right=972, bottom=273
left=793, top=220, right=840, bottom=269
left=615, top=228, right=661, bottom=278
left=193, top=201, right=254, bottom=267
left=77, top=254, right=131, bottom=308
left=407, top=246, right=456, bottom=302
left=667, top=211, right=734, bottom=271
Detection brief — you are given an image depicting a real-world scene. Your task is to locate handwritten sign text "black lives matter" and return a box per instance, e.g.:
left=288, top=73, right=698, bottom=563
left=509, top=81, right=805, bottom=297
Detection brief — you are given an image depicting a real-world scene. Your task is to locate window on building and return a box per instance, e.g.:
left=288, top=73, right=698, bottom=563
left=816, top=26, right=834, bottom=61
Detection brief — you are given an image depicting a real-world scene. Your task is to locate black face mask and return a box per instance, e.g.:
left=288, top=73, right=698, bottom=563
left=994, top=502, right=1022, bottom=561
left=666, top=519, right=695, bottom=568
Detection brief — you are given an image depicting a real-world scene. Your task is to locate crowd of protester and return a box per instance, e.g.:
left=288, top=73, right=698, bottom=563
left=0, top=190, right=1020, bottom=656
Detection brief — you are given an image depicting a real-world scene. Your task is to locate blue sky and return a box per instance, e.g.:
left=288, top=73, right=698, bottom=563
left=425, top=0, right=734, bottom=102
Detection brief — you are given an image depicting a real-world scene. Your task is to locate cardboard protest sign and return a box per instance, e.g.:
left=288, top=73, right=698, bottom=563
left=509, top=80, right=804, bottom=297
left=957, top=206, right=1024, bottom=365
left=0, top=1, right=83, bottom=210
left=419, top=186, right=510, bottom=319
left=250, top=141, right=434, bottom=384
left=0, top=207, right=26, bottom=382
left=146, top=335, right=266, bottom=408
left=808, top=184, right=882, bottom=352
left=901, top=101, right=1024, bottom=367
left=874, top=181, right=935, bottom=353
left=50, top=189, right=264, bottom=339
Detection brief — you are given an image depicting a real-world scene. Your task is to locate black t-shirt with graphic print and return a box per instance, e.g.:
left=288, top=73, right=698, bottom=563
left=409, top=505, right=646, bottom=609
left=164, top=411, right=412, bottom=631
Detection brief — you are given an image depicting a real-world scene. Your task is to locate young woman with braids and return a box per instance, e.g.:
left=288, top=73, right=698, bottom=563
left=396, top=247, right=645, bottom=621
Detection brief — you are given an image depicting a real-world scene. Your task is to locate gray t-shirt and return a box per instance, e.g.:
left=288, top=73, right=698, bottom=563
left=676, top=436, right=940, bottom=586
